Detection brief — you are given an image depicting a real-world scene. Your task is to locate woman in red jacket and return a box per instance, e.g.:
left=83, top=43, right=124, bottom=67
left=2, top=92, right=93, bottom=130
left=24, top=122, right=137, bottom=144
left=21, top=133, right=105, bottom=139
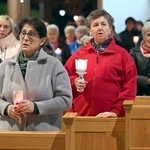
left=65, top=9, right=137, bottom=118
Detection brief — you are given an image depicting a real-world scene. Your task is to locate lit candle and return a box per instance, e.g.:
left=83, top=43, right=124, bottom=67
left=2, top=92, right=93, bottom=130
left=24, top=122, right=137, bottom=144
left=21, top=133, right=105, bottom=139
left=55, top=48, right=62, bottom=56
left=13, top=90, right=23, bottom=104
left=55, top=48, right=62, bottom=61
left=133, top=36, right=139, bottom=44
left=75, top=59, right=88, bottom=74
left=13, top=90, right=23, bottom=124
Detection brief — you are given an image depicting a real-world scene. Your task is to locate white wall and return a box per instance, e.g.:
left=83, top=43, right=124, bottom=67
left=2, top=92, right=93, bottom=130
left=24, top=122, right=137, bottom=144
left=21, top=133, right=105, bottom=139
left=102, top=0, right=150, bottom=33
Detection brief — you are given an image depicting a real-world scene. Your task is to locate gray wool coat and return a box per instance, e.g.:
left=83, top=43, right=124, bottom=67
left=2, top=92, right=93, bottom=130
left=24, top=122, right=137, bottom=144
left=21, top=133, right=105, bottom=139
left=0, top=49, right=72, bottom=131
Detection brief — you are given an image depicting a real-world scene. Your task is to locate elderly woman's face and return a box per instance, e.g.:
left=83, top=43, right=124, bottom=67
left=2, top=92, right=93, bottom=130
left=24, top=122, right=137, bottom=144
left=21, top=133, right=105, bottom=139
left=65, top=30, right=75, bottom=42
left=0, top=19, right=11, bottom=38
left=76, top=31, right=85, bottom=40
left=143, top=30, right=150, bottom=48
left=47, top=29, right=59, bottom=44
left=88, top=16, right=112, bottom=44
left=20, top=24, right=45, bottom=57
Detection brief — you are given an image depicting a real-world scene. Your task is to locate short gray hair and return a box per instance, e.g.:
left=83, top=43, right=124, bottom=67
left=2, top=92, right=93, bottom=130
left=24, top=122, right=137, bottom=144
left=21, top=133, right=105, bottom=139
left=47, top=24, right=59, bottom=35
left=75, top=25, right=88, bottom=36
left=141, top=21, right=150, bottom=37
left=64, top=25, right=76, bottom=33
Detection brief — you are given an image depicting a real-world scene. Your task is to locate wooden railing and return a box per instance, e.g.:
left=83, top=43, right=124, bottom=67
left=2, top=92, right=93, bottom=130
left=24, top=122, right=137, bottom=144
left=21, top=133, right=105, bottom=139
left=63, top=112, right=125, bottom=150
left=1, top=96, right=150, bottom=150
left=0, top=131, right=65, bottom=150
left=124, top=96, right=150, bottom=150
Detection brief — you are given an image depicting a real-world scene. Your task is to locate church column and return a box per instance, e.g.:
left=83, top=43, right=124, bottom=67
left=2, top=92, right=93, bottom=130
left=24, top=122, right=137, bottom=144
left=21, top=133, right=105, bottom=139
left=7, top=0, right=30, bottom=24
left=97, top=0, right=103, bottom=9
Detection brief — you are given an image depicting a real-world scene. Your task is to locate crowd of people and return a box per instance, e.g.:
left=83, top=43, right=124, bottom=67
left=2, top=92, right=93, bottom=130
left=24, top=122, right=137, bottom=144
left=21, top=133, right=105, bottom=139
left=0, top=8, right=149, bottom=131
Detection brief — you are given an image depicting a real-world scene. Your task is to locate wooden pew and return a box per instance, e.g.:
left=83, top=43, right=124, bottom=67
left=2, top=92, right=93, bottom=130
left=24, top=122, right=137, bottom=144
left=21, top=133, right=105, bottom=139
left=4, top=95, right=149, bottom=150
left=63, top=112, right=125, bottom=150
left=124, top=96, right=150, bottom=150
left=0, top=131, right=65, bottom=150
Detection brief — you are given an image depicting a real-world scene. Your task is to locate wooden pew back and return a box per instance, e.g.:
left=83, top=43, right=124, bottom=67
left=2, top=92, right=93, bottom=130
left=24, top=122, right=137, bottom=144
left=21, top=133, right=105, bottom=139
left=63, top=112, right=125, bottom=150
left=124, top=96, right=150, bottom=150
left=0, top=131, right=65, bottom=150
left=4, top=95, right=150, bottom=150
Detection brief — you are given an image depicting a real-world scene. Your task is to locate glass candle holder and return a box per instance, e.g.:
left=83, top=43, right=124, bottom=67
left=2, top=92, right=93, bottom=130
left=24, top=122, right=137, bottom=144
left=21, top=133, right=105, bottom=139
left=13, top=90, right=23, bottom=124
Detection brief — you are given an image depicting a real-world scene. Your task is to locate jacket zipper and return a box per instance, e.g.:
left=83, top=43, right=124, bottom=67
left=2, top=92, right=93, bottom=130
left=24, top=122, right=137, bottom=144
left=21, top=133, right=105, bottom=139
left=96, top=51, right=99, bottom=64
left=91, top=52, right=99, bottom=114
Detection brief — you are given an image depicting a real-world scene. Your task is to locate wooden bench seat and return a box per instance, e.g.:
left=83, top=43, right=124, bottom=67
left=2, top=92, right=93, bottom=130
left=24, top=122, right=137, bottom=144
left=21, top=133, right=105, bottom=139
left=0, top=131, right=65, bottom=150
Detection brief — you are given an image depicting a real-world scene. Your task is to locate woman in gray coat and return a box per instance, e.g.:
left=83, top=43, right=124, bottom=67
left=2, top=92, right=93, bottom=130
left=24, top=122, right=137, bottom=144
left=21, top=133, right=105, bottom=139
left=0, top=17, right=72, bottom=131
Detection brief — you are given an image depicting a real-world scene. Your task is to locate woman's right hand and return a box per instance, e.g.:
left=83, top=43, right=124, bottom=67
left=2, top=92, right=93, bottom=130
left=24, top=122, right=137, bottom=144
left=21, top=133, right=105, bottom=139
left=7, top=104, right=21, bottom=120
left=75, top=78, right=87, bottom=92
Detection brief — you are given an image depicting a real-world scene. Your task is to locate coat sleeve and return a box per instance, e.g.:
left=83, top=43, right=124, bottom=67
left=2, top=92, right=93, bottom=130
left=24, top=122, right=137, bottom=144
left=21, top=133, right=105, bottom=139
left=0, top=61, right=12, bottom=115
left=110, top=52, right=137, bottom=116
left=130, top=48, right=149, bottom=88
left=35, top=61, right=73, bottom=115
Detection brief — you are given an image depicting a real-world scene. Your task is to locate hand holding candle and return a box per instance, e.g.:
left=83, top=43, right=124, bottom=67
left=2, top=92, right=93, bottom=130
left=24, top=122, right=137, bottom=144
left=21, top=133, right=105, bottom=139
left=13, top=90, right=23, bottom=124
left=75, top=59, right=88, bottom=92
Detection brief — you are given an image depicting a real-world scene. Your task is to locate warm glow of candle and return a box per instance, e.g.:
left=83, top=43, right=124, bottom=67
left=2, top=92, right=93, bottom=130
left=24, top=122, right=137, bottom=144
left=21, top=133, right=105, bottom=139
left=13, top=90, right=23, bottom=105
left=55, top=48, right=62, bottom=55
left=75, top=59, right=88, bottom=73
left=13, top=90, right=23, bottom=124
left=133, top=36, right=139, bottom=44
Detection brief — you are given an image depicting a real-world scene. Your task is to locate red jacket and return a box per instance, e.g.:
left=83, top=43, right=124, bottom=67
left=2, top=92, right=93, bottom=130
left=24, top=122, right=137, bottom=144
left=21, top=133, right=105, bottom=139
left=65, top=38, right=137, bottom=116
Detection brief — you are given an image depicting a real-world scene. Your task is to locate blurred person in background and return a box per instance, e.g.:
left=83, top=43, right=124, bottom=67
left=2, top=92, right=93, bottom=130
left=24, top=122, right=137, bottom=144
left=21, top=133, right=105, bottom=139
left=119, top=17, right=140, bottom=52
left=0, top=15, right=20, bottom=62
left=130, top=21, right=150, bottom=95
left=137, top=19, right=150, bottom=46
left=109, top=25, right=123, bottom=47
left=64, top=25, right=77, bottom=54
left=80, top=35, right=92, bottom=46
left=135, top=20, right=143, bottom=33
left=75, top=15, right=87, bottom=27
left=75, top=25, right=89, bottom=48
left=43, top=24, right=71, bottom=65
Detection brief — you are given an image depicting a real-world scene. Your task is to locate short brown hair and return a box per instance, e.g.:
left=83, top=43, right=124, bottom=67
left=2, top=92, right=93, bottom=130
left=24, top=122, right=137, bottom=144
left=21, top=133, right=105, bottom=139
left=86, top=9, right=114, bottom=28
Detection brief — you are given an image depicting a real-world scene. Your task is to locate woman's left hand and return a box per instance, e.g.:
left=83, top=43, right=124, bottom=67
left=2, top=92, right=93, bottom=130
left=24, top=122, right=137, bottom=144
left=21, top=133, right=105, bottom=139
left=15, top=100, right=34, bottom=114
left=96, top=112, right=117, bottom=118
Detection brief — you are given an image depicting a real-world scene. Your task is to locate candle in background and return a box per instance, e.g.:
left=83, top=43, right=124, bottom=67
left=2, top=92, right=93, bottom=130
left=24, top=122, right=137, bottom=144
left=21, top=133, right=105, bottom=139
left=55, top=48, right=62, bottom=62
left=133, top=36, right=139, bottom=44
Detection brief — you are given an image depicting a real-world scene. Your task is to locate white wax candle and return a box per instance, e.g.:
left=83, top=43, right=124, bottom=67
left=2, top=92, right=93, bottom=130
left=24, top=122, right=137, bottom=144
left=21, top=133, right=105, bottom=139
left=75, top=59, right=88, bottom=72
left=55, top=48, right=62, bottom=55
left=133, top=36, right=139, bottom=44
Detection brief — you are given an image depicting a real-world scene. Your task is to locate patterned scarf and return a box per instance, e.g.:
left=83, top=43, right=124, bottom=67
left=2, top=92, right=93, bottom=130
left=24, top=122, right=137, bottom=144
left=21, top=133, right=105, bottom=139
left=91, top=38, right=111, bottom=53
left=18, top=51, right=39, bottom=79
left=140, top=41, right=150, bottom=58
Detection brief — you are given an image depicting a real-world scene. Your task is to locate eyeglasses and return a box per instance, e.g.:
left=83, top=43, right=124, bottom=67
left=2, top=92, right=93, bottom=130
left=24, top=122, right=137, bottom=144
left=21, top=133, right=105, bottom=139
left=20, top=31, right=38, bottom=39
